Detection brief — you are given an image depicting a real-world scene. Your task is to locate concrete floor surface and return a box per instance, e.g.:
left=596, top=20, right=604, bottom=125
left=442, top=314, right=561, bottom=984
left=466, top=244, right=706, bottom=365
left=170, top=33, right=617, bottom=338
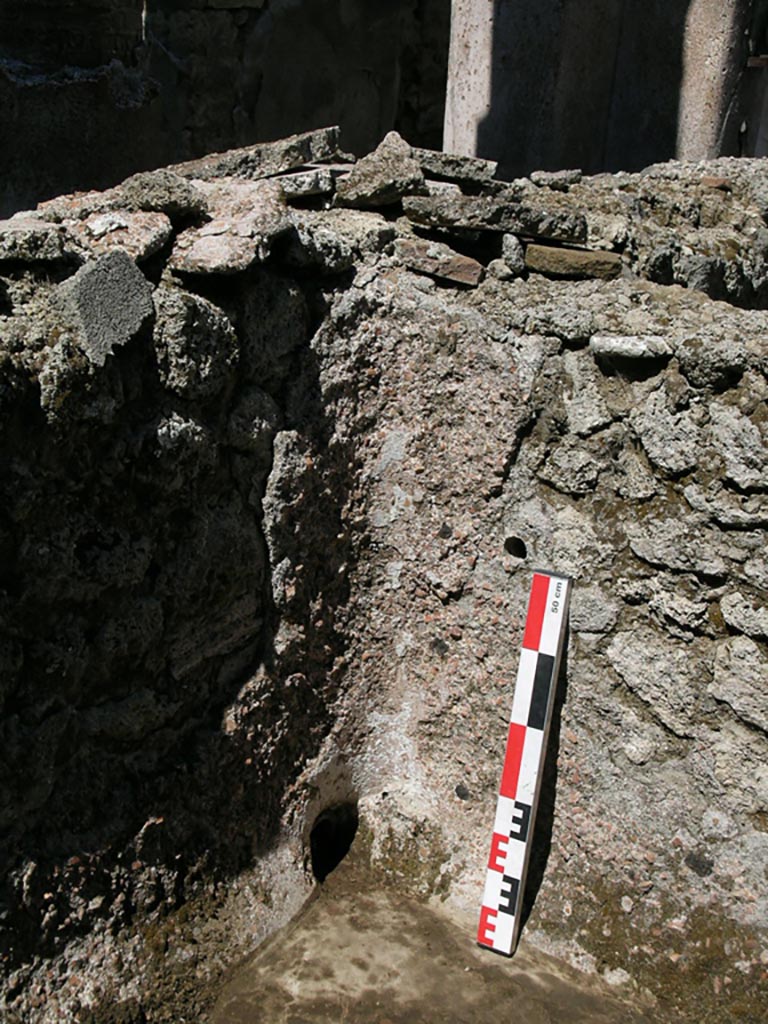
left=211, top=853, right=653, bottom=1024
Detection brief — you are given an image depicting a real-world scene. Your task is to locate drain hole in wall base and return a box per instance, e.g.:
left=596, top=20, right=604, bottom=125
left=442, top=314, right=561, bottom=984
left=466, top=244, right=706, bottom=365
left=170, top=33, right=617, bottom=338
left=310, top=803, right=359, bottom=882
left=504, top=536, right=527, bottom=559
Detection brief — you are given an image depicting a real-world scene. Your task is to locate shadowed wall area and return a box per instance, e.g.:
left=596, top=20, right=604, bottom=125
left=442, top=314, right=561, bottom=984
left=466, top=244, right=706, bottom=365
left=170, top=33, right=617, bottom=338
left=1, top=0, right=760, bottom=215
left=0, top=0, right=450, bottom=217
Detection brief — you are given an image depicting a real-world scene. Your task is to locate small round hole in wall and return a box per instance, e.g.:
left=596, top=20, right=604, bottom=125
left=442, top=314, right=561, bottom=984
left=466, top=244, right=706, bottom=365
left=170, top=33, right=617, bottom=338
left=504, top=536, right=527, bottom=559
left=310, top=802, right=359, bottom=882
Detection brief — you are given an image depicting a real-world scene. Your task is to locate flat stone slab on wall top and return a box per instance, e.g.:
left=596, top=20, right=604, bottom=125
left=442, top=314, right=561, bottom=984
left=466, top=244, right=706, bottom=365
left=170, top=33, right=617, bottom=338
left=68, top=210, right=172, bottom=262
left=169, top=127, right=346, bottom=183
left=530, top=168, right=583, bottom=191
left=525, top=243, right=622, bottom=280
left=117, top=170, right=210, bottom=221
left=282, top=208, right=395, bottom=273
left=393, top=237, right=484, bottom=286
left=168, top=179, right=290, bottom=274
left=413, top=147, right=498, bottom=184
left=0, top=212, right=76, bottom=262
left=36, top=172, right=209, bottom=226
left=402, top=192, right=587, bottom=244
left=276, top=167, right=337, bottom=200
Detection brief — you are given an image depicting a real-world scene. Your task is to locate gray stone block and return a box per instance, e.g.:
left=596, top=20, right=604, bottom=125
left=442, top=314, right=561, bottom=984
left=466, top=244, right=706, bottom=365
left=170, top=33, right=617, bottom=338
left=170, top=126, right=344, bottom=182
left=711, top=636, right=768, bottom=733
left=526, top=244, right=622, bottom=280
left=336, top=132, right=427, bottom=208
left=403, top=191, right=587, bottom=243
left=0, top=213, right=72, bottom=262
left=413, top=146, right=498, bottom=184
left=57, top=249, right=153, bottom=366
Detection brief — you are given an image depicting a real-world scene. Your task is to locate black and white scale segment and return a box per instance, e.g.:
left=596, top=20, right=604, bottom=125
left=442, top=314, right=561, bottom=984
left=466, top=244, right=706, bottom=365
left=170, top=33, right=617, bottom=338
left=477, top=571, right=571, bottom=956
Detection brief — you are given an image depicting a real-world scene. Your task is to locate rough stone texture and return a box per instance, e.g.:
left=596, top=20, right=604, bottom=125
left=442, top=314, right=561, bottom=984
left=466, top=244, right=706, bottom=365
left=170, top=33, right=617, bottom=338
left=170, top=127, right=346, bottom=184
left=425, top=179, right=463, bottom=199
left=577, top=156, right=768, bottom=307
left=708, top=400, right=767, bottom=490
left=500, top=233, right=526, bottom=276
left=56, top=249, right=154, bottom=367
left=590, top=334, right=672, bottom=361
left=403, top=191, right=589, bottom=243
left=720, top=591, right=768, bottom=638
left=276, top=167, right=337, bottom=201
left=169, top=179, right=290, bottom=274
left=393, top=237, right=484, bottom=286
left=118, top=169, right=210, bottom=222
left=153, top=287, right=240, bottom=400
left=0, top=139, right=767, bottom=1024
left=36, top=172, right=209, bottom=229
left=413, top=147, right=498, bottom=183
left=68, top=210, right=173, bottom=262
left=336, top=131, right=427, bottom=208
left=0, top=213, right=76, bottom=263
left=530, top=169, right=583, bottom=191
left=282, top=208, right=396, bottom=274
left=525, top=244, right=623, bottom=280
left=628, top=388, right=701, bottom=476
left=676, top=334, right=748, bottom=389
left=710, top=637, right=768, bottom=733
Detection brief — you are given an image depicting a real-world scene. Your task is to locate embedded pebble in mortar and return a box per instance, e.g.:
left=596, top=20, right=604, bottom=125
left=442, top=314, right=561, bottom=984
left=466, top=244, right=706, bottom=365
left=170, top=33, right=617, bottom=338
left=590, top=333, right=672, bottom=360
left=530, top=168, right=583, bottom=190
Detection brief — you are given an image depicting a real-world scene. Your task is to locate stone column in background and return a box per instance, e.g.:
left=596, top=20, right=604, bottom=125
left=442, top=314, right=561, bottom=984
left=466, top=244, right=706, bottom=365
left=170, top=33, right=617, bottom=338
left=677, top=0, right=754, bottom=159
left=443, top=0, right=495, bottom=162
left=444, top=0, right=755, bottom=175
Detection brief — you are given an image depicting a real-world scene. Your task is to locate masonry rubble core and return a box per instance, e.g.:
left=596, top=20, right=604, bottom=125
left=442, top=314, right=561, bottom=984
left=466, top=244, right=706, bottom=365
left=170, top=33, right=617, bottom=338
left=0, top=126, right=766, bottom=1024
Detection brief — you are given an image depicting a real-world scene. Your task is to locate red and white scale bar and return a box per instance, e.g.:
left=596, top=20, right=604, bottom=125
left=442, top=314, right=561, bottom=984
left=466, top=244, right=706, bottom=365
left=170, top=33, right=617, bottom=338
left=477, top=570, right=571, bottom=956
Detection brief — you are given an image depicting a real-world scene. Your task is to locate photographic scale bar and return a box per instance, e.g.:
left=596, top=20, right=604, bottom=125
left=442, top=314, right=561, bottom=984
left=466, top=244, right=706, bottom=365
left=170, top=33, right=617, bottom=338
left=477, top=570, right=572, bottom=956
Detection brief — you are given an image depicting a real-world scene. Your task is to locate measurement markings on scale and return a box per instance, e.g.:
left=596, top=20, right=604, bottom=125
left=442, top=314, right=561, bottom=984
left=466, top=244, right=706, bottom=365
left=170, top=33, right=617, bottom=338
left=477, top=570, right=571, bottom=956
